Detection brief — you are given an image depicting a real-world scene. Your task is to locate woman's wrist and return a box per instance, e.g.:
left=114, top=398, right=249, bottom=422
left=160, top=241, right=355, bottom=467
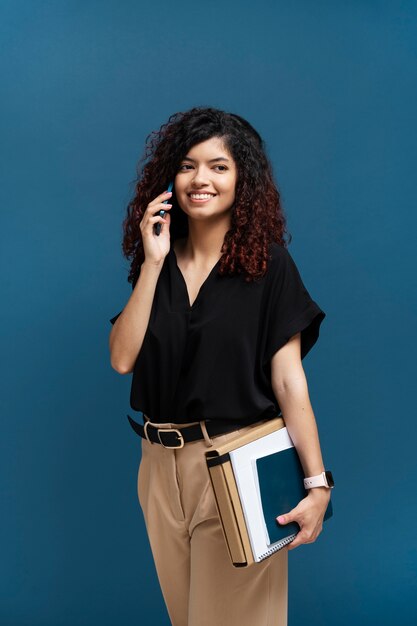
left=307, top=486, right=331, bottom=500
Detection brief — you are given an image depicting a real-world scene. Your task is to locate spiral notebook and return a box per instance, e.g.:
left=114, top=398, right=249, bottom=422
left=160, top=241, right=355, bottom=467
left=230, top=426, right=333, bottom=560
left=206, top=417, right=333, bottom=566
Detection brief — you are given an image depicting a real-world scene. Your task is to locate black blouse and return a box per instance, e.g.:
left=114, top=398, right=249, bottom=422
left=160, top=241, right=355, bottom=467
left=110, top=242, right=326, bottom=426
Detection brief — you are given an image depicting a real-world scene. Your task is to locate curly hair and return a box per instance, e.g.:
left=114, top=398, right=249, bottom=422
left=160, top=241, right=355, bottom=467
left=120, top=106, right=292, bottom=286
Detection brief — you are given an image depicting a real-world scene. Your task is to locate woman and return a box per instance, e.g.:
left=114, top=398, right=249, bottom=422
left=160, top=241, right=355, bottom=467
left=109, top=107, right=333, bottom=626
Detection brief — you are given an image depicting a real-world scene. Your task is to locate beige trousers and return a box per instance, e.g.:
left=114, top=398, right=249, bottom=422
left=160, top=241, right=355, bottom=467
left=137, top=416, right=288, bottom=626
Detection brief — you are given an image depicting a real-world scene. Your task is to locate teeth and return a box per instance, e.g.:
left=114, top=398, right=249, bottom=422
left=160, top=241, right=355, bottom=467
left=189, top=194, right=215, bottom=199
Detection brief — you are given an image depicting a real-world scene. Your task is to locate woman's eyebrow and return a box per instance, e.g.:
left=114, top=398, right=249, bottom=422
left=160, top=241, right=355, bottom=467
left=182, top=156, right=230, bottom=163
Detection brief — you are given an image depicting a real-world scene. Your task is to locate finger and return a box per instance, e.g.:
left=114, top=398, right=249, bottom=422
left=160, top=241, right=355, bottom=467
left=287, top=536, right=300, bottom=550
left=156, top=207, right=172, bottom=221
left=290, top=527, right=318, bottom=549
left=148, top=202, right=173, bottom=214
left=141, top=208, right=169, bottom=229
left=287, top=533, right=307, bottom=550
left=149, top=191, right=173, bottom=207
left=148, top=214, right=168, bottom=224
left=141, top=214, right=169, bottom=234
left=142, top=205, right=171, bottom=225
left=148, top=205, right=172, bottom=221
left=276, top=512, right=294, bottom=525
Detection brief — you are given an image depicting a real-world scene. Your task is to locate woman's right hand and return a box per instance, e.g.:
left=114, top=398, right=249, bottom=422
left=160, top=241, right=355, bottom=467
left=140, top=190, right=173, bottom=265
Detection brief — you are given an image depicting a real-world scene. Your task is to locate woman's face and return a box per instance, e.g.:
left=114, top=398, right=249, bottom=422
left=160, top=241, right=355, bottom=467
left=174, top=136, right=238, bottom=221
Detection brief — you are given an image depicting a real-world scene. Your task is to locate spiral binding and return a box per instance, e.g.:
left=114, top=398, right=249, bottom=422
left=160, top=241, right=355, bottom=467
left=258, top=533, right=296, bottom=561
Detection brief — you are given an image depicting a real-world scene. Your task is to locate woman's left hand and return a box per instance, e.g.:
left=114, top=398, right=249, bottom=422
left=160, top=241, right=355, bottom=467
left=276, top=488, right=331, bottom=551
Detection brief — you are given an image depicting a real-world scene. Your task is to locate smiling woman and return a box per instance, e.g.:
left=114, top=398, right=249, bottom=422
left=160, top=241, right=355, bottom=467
left=109, top=106, right=332, bottom=626
left=174, top=137, right=238, bottom=224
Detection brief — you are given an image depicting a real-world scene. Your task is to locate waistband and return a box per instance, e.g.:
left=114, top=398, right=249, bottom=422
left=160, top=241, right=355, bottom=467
left=126, top=413, right=274, bottom=448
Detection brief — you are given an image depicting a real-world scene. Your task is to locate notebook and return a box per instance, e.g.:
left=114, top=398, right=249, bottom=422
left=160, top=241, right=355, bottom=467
left=228, top=426, right=333, bottom=561
left=205, top=416, right=334, bottom=566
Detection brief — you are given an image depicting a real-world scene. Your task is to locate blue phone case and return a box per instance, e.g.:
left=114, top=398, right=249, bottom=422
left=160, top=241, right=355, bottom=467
left=155, top=181, right=173, bottom=236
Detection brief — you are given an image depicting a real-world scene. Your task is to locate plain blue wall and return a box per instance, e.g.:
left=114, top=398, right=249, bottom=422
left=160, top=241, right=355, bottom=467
left=1, top=1, right=416, bottom=625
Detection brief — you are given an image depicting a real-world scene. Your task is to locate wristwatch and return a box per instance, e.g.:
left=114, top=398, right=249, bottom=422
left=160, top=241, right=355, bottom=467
left=304, top=470, right=335, bottom=490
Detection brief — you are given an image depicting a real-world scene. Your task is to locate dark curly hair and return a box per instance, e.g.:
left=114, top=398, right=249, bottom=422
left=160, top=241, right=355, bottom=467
left=120, top=106, right=292, bottom=286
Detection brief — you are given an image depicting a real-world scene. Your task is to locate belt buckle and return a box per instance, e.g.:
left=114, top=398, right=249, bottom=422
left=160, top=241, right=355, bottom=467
left=157, top=427, right=185, bottom=449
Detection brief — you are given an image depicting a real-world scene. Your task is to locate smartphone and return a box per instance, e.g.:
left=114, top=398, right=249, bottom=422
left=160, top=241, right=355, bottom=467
left=154, top=180, right=173, bottom=236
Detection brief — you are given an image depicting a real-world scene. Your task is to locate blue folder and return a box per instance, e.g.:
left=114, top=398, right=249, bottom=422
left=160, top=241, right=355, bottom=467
left=255, top=447, right=333, bottom=545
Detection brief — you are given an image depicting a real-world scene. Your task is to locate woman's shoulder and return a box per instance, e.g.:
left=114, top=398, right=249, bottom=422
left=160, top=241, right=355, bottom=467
left=265, top=242, right=302, bottom=287
left=267, top=241, right=292, bottom=265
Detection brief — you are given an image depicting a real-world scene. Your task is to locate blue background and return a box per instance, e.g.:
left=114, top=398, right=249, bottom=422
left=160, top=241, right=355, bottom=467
left=1, top=1, right=416, bottom=624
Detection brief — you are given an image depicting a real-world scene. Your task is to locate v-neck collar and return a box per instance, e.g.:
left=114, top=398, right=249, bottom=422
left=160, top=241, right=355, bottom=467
left=169, top=245, right=222, bottom=310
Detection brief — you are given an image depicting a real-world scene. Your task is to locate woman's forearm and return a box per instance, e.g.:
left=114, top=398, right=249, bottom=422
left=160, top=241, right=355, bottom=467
left=109, top=260, right=163, bottom=374
left=274, top=373, right=327, bottom=478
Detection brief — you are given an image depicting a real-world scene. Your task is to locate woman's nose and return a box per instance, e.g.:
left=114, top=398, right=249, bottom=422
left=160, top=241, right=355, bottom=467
left=191, top=169, right=210, bottom=184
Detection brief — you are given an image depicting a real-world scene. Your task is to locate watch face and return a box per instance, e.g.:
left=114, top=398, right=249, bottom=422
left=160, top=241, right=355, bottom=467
left=325, top=471, right=334, bottom=487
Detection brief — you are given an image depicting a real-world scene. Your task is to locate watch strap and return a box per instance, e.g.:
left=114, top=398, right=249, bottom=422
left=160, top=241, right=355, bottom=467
left=304, top=470, right=334, bottom=489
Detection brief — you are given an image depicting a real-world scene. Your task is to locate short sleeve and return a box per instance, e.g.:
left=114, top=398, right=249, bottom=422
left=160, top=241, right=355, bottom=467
left=109, top=311, right=122, bottom=325
left=263, top=246, right=326, bottom=364
left=109, top=269, right=140, bottom=325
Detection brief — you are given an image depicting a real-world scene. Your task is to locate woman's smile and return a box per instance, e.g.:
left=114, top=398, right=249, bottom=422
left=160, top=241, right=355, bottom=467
left=187, top=193, right=217, bottom=204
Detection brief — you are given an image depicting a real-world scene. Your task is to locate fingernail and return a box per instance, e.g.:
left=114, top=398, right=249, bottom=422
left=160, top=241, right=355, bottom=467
left=277, top=516, right=285, bottom=523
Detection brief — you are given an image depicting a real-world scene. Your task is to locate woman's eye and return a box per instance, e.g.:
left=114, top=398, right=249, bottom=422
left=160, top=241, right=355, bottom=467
left=179, top=164, right=227, bottom=171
